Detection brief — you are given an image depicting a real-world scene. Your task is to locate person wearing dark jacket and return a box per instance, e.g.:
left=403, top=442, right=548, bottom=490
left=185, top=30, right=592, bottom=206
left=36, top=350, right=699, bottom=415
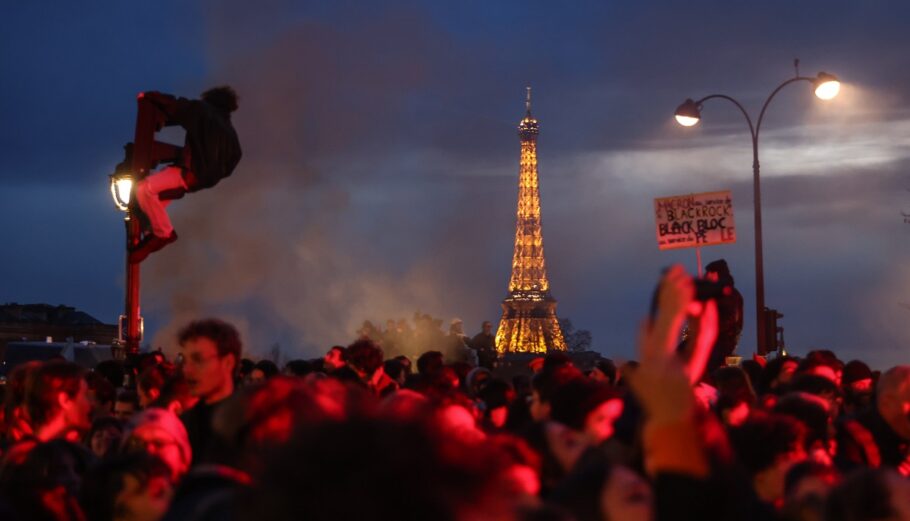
left=177, top=318, right=242, bottom=467
left=704, top=259, right=744, bottom=373
left=470, top=321, right=497, bottom=369
left=131, top=86, right=242, bottom=262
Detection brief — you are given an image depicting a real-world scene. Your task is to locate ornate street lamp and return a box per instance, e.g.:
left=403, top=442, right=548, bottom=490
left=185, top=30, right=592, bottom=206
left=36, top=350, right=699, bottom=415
left=109, top=172, right=133, bottom=212
left=109, top=144, right=143, bottom=357
left=674, top=64, right=840, bottom=355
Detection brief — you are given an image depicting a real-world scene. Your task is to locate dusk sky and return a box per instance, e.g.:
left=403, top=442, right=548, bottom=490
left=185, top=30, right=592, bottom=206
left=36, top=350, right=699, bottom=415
left=2, top=1, right=909, bottom=367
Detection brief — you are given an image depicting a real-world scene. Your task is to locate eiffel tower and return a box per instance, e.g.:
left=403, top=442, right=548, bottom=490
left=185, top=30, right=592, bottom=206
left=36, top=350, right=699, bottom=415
left=495, top=88, right=567, bottom=355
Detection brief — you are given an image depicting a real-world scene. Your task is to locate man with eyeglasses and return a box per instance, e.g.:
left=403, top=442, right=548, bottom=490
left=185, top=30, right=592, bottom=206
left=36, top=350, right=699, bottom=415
left=177, top=318, right=242, bottom=466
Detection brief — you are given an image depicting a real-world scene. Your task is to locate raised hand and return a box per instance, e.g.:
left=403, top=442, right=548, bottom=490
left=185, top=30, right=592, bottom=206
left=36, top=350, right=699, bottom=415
left=627, top=265, right=698, bottom=426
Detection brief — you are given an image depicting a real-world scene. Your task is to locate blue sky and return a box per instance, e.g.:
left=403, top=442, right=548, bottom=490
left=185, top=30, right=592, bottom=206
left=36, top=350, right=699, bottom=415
left=2, top=1, right=910, bottom=368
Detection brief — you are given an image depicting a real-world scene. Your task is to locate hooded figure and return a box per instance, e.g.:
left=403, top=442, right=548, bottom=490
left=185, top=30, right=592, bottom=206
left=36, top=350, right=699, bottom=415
left=705, top=259, right=744, bottom=373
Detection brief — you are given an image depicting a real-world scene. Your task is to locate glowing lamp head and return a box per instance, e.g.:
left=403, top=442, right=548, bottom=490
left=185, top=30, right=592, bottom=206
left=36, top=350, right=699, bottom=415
left=674, top=99, right=701, bottom=127
left=813, top=72, right=840, bottom=100
left=110, top=173, right=133, bottom=211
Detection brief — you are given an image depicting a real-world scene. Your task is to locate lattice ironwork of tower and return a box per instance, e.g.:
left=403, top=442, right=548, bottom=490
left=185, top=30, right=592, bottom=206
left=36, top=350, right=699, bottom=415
left=495, top=88, right=567, bottom=355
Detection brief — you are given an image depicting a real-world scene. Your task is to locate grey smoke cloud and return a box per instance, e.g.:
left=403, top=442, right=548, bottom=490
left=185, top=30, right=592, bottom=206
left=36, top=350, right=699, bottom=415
left=145, top=6, right=515, bottom=358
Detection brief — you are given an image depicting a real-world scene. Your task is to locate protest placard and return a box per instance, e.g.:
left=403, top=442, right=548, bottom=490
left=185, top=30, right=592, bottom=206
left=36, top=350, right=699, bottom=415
left=654, top=190, right=736, bottom=250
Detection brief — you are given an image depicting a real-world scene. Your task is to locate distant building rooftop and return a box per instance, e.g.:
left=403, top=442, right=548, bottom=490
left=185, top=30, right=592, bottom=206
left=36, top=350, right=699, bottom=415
left=0, top=303, right=104, bottom=326
left=0, top=304, right=118, bottom=373
left=2, top=341, right=114, bottom=375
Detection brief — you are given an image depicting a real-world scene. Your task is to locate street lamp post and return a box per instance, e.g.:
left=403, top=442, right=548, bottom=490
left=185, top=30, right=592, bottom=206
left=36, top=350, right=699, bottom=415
left=110, top=94, right=182, bottom=357
left=110, top=146, right=141, bottom=358
left=674, top=66, right=840, bottom=355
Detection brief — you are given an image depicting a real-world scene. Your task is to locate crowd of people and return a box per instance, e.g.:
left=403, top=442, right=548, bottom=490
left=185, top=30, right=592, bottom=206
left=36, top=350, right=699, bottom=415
left=0, top=265, right=908, bottom=520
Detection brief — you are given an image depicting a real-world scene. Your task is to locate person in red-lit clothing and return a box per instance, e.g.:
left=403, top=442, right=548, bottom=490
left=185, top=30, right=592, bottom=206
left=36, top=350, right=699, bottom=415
left=131, top=86, right=242, bottom=262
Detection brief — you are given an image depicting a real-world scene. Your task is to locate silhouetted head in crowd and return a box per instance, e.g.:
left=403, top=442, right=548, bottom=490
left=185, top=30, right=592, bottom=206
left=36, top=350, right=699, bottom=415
left=87, top=416, right=123, bottom=459
left=482, top=321, right=494, bottom=335
left=26, top=360, right=92, bottom=442
left=122, top=408, right=192, bottom=481
left=178, top=318, right=242, bottom=405
left=383, top=359, right=407, bottom=387
left=136, top=364, right=171, bottom=409
left=549, top=450, right=653, bottom=521
left=781, top=460, right=840, bottom=521
left=3, top=361, right=41, bottom=442
left=705, top=258, right=734, bottom=285
left=282, top=359, right=313, bottom=377
left=530, top=364, right=583, bottom=422
left=543, top=352, right=573, bottom=373
left=714, top=366, right=757, bottom=426
left=393, top=355, right=412, bottom=375
left=478, top=378, right=515, bottom=429
left=85, top=371, right=116, bottom=421
left=589, top=359, right=617, bottom=386
left=93, top=360, right=127, bottom=390
left=790, top=374, right=842, bottom=417
left=148, top=371, right=196, bottom=416
left=798, top=351, right=842, bottom=385
left=715, top=365, right=757, bottom=401
left=465, top=367, right=492, bottom=397
left=825, top=468, right=910, bottom=521
left=322, top=345, right=347, bottom=372
left=417, top=350, right=445, bottom=376
left=134, top=352, right=163, bottom=377
left=449, top=318, right=465, bottom=337
left=842, top=360, right=875, bottom=414
left=250, top=360, right=279, bottom=384
left=875, top=365, right=910, bottom=441
left=843, top=360, right=873, bottom=392
left=422, top=366, right=461, bottom=397
left=80, top=452, right=173, bottom=521
left=759, top=356, right=799, bottom=395
left=774, top=392, right=833, bottom=464
left=549, top=378, right=623, bottom=445
left=344, top=340, right=384, bottom=380
left=239, top=358, right=255, bottom=382
left=728, top=411, right=808, bottom=505
left=114, top=390, right=140, bottom=421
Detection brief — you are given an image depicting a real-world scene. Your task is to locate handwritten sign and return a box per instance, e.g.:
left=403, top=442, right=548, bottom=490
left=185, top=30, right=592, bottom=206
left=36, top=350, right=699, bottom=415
left=654, top=191, right=736, bottom=250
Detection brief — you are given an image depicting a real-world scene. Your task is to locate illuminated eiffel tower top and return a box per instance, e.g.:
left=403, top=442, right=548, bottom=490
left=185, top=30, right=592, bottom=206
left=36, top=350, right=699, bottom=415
left=495, top=87, right=567, bottom=354
left=508, top=87, right=550, bottom=294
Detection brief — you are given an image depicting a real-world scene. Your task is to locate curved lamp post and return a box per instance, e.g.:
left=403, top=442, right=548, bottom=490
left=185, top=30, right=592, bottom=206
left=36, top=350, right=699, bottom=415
left=674, top=68, right=840, bottom=354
